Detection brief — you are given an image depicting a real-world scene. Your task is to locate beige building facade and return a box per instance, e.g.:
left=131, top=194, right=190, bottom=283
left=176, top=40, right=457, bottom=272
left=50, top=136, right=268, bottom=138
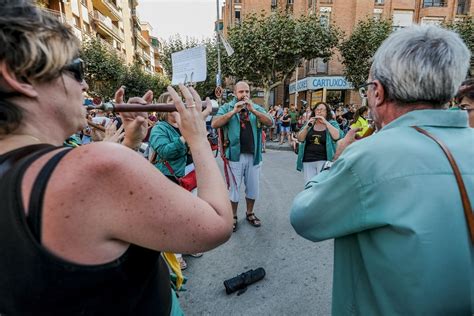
left=222, top=0, right=473, bottom=107
left=36, top=0, right=163, bottom=74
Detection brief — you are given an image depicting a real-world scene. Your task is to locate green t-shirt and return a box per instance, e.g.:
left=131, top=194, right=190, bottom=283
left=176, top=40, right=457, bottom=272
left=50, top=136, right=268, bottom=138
left=289, top=111, right=298, bottom=123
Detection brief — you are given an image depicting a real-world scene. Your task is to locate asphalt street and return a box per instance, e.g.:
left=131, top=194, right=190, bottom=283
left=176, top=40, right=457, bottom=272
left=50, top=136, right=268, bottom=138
left=179, top=149, right=334, bottom=315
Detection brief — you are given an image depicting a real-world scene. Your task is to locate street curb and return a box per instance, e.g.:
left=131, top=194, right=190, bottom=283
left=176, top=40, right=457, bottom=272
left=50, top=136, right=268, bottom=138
left=265, top=142, right=294, bottom=152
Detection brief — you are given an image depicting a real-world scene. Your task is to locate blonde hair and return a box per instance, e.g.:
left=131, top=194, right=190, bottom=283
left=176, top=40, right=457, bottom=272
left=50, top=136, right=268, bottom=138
left=0, top=0, right=79, bottom=134
left=156, top=92, right=173, bottom=121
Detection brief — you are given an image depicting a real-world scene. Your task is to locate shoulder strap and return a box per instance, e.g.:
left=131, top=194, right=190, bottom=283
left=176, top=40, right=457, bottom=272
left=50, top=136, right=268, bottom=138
left=412, top=126, right=474, bottom=244
left=0, top=144, right=54, bottom=178
left=163, top=160, right=180, bottom=182
left=27, top=148, right=73, bottom=242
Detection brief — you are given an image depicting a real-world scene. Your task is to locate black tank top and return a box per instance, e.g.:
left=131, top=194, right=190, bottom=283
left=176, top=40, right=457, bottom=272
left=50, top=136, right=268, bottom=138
left=0, top=145, right=171, bottom=316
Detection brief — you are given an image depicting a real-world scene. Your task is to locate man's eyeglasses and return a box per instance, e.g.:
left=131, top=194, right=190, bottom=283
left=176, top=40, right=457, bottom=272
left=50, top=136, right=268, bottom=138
left=458, top=103, right=474, bottom=112
left=358, top=81, right=375, bottom=98
left=62, top=58, right=85, bottom=83
left=357, top=81, right=376, bottom=90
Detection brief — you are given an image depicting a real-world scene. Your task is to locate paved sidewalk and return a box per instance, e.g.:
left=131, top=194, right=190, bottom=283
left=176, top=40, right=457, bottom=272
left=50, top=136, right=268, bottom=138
left=264, top=140, right=294, bottom=152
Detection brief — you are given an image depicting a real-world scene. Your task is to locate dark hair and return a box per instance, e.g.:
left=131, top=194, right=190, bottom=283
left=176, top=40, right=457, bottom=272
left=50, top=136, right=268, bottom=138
left=455, top=78, right=474, bottom=103
left=353, top=106, right=368, bottom=123
left=311, top=102, right=332, bottom=121
left=0, top=0, right=78, bottom=135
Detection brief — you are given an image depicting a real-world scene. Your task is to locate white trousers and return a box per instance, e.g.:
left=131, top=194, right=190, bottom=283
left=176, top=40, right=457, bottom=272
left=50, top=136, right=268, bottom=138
left=303, top=160, right=327, bottom=184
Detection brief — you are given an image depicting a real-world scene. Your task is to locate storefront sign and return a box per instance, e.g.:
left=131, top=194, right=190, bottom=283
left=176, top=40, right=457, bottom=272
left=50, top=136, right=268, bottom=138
left=289, top=76, right=353, bottom=94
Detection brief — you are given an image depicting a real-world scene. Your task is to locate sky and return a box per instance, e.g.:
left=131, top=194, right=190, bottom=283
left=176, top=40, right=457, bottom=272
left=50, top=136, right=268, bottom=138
left=137, top=0, right=225, bottom=42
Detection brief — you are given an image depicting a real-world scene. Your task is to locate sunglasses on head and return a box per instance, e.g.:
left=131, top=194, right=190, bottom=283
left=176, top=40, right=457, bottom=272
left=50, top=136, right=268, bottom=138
left=62, top=58, right=85, bottom=83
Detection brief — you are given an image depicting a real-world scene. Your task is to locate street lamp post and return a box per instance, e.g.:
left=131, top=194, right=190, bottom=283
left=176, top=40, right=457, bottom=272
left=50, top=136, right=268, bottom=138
left=294, top=58, right=300, bottom=108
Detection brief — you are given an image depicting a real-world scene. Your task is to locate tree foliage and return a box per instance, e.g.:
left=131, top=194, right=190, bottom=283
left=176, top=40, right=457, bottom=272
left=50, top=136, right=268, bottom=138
left=80, top=38, right=126, bottom=99
left=339, top=18, right=393, bottom=88
left=444, top=16, right=474, bottom=75
left=226, top=12, right=340, bottom=108
left=122, top=62, right=170, bottom=99
left=81, top=38, right=169, bottom=101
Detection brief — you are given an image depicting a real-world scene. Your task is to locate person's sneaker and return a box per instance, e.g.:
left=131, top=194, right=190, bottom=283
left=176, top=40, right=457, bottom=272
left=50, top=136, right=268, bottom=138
left=188, top=253, right=203, bottom=258
left=178, top=257, right=187, bottom=270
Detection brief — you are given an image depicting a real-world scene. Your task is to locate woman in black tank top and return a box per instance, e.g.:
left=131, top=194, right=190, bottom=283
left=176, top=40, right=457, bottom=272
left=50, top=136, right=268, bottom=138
left=296, top=102, right=343, bottom=184
left=0, top=2, right=233, bottom=315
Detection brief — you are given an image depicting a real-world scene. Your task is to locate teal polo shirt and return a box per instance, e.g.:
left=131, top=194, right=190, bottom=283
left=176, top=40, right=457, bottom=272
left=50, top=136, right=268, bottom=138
left=216, top=98, right=271, bottom=165
left=291, top=109, right=474, bottom=315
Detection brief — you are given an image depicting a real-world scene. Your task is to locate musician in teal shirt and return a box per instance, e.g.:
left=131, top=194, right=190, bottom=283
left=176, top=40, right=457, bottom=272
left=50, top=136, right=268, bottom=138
left=291, top=25, right=473, bottom=315
left=212, top=81, right=273, bottom=231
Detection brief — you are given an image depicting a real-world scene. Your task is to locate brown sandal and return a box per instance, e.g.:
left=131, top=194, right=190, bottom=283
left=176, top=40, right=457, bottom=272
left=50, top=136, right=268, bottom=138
left=233, top=216, right=238, bottom=232
left=246, top=213, right=261, bottom=227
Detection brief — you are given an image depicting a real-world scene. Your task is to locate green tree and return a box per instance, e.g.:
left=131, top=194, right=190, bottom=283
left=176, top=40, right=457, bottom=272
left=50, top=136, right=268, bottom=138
left=226, top=12, right=340, bottom=108
left=444, top=16, right=474, bottom=76
left=339, top=18, right=393, bottom=88
left=80, top=38, right=126, bottom=99
left=122, top=62, right=170, bottom=100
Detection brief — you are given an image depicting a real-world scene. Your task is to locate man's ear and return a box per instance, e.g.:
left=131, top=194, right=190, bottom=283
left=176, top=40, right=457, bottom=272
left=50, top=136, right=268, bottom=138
left=0, top=63, right=38, bottom=98
left=373, top=80, right=385, bottom=108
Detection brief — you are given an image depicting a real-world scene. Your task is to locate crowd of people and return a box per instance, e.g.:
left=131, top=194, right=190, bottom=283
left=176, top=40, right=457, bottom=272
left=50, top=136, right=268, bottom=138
left=1, top=1, right=473, bottom=315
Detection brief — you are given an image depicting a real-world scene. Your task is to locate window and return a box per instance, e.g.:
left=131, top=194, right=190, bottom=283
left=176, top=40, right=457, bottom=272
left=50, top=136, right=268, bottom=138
left=83, top=22, right=90, bottom=33
left=373, top=8, right=383, bottom=20
left=235, top=10, right=241, bottom=24
left=271, top=0, right=277, bottom=7
left=73, top=14, right=80, bottom=27
left=374, top=0, right=384, bottom=5
left=392, top=10, right=414, bottom=30
left=422, top=0, right=447, bottom=7
left=319, top=8, right=331, bottom=28
left=309, top=58, right=328, bottom=74
left=421, top=17, right=444, bottom=25
left=457, top=0, right=468, bottom=14
left=316, top=58, right=328, bottom=74
left=288, top=0, right=294, bottom=4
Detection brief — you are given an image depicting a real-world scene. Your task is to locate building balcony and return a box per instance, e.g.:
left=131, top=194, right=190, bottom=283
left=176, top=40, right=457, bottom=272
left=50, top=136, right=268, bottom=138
left=131, top=8, right=139, bottom=21
left=142, top=52, right=151, bottom=63
left=98, top=37, right=126, bottom=60
left=92, top=0, right=121, bottom=21
left=41, top=7, right=68, bottom=24
left=135, top=29, right=150, bottom=48
left=91, top=10, right=124, bottom=42
left=422, top=1, right=447, bottom=7
left=103, top=0, right=121, bottom=19
left=155, top=65, right=164, bottom=74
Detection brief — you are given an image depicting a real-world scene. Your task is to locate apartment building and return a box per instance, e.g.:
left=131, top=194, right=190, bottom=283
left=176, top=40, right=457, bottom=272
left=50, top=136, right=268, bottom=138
left=36, top=0, right=163, bottom=74
left=222, top=0, right=473, bottom=107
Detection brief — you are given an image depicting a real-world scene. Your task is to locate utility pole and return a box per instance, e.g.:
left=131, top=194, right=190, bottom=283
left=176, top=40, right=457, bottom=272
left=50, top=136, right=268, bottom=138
left=294, top=59, right=299, bottom=108
left=216, top=0, right=222, bottom=102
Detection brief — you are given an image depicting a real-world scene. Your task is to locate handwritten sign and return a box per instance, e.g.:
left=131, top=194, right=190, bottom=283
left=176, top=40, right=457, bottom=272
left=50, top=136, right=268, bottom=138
left=171, top=45, right=207, bottom=85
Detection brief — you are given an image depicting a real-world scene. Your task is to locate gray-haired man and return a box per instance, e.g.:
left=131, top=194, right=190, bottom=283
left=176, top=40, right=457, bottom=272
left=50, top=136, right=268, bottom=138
left=291, top=25, right=473, bottom=314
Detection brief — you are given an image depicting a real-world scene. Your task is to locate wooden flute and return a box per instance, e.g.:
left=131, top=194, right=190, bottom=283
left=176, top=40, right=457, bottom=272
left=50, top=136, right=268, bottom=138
left=87, top=100, right=216, bottom=114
